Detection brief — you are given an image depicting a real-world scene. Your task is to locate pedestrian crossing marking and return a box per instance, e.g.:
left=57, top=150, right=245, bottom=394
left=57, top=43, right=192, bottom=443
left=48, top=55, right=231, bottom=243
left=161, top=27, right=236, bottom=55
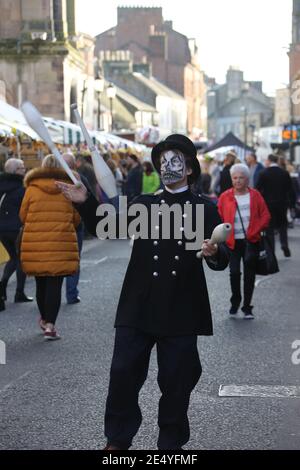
left=219, top=385, right=300, bottom=398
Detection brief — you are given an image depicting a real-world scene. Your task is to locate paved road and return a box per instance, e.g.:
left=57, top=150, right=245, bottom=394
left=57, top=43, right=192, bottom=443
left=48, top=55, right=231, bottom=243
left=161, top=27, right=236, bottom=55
left=0, top=228, right=300, bottom=450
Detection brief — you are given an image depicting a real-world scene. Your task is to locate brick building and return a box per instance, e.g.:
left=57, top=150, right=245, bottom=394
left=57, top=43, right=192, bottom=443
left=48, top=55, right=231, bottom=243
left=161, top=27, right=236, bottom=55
left=95, top=6, right=207, bottom=137
left=289, top=0, right=300, bottom=121
left=0, top=0, right=95, bottom=127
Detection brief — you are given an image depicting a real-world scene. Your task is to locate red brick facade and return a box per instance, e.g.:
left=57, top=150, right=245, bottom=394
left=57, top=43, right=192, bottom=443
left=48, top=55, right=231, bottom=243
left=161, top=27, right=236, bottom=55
left=95, top=7, right=206, bottom=136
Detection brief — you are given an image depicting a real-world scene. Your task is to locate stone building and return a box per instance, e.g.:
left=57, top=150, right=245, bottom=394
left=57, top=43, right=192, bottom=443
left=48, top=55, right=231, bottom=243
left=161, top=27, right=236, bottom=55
left=275, top=88, right=290, bottom=126
left=207, top=67, right=274, bottom=145
left=0, top=0, right=95, bottom=128
left=95, top=6, right=207, bottom=137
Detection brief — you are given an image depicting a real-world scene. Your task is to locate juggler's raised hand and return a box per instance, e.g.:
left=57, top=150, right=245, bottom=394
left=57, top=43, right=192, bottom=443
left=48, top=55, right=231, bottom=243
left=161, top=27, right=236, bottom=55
left=55, top=181, right=88, bottom=204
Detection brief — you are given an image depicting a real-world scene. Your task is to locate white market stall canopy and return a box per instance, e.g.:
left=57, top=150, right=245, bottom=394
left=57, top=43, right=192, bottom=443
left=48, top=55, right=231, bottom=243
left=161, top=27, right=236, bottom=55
left=0, top=122, right=14, bottom=138
left=0, top=100, right=40, bottom=140
left=0, top=100, right=147, bottom=153
left=43, top=117, right=84, bottom=145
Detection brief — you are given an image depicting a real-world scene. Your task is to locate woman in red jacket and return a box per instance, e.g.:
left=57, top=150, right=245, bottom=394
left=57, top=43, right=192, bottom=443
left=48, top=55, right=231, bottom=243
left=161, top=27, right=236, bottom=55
left=218, top=163, right=270, bottom=319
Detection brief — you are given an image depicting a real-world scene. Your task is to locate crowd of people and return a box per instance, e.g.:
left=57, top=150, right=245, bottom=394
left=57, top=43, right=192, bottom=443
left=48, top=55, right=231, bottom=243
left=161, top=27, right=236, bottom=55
left=0, top=145, right=299, bottom=329
left=0, top=149, right=162, bottom=330
left=0, top=136, right=300, bottom=449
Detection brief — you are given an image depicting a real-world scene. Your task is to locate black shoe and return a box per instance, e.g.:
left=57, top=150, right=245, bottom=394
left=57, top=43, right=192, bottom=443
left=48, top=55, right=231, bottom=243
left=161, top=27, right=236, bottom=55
left=229, top=306, right=238, bottom=316
left=102, top=445, right=121, bottom=451
left=0, top=280, right=7, bottom=301
left=0, top=298, right=5, bottom=311
left=243, top=312, right=254, bottom=320
left=242, top=306, right=254, bottom=319
left=67, top=297, right=81, bottom=305
left=14, top=292, right=34, bottom=303
left=282, top=247, right=291, bottom=257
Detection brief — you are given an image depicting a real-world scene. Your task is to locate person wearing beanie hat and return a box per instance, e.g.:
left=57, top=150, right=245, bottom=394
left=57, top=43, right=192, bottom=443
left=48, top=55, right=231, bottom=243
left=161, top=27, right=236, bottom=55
left=56, top=134, right=229, bottom=450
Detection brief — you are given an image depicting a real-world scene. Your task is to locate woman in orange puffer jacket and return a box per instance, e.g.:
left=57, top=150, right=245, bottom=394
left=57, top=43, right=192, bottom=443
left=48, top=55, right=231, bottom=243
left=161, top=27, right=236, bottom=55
left=19, top=155, right=80, bottom=340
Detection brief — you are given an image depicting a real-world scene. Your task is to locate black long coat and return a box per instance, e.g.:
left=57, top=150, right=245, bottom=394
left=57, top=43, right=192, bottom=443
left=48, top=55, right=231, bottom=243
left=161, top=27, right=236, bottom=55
left=256, top=166, right=294, bottom=226
left=0, top=173, right=25, bottom=233
left=77, top=188, right=229, bottom=337
left=125, top=165, right=143, bottom=202
left=219, top=165, right=233, bottom=194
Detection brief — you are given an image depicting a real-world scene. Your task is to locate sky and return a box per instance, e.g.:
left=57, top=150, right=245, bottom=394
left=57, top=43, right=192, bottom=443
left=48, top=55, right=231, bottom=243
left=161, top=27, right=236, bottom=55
left=76, top=0, right=292, bottom=96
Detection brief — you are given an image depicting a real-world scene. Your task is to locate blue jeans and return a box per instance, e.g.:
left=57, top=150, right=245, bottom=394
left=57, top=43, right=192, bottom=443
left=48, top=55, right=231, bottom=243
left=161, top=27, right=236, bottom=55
left=65, top=226, right=83, bottom=303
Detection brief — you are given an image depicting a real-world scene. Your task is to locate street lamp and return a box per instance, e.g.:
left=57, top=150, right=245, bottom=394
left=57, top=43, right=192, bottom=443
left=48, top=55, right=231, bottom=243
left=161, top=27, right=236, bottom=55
left=207, top=89, right=218, bottom=140
left=240, top=105, right=248, bottom=146
left=94, top=74, right=105, bottom=131
left=81, top=77, right=88, bottom=119
left=241, top=83, right=250, bottom=148
left=106, top=82, right=116, bottom=132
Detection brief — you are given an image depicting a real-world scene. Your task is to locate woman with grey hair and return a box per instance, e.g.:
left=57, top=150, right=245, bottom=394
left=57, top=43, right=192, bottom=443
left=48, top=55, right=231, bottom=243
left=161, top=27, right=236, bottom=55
left=218, top=163, right=271, bottom=319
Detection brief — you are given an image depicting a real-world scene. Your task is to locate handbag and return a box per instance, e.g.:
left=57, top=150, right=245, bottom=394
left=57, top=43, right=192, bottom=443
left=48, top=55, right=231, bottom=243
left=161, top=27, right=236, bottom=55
left=255, top=232, right=279, bottom=276
left=235, top=200, right=258, bottom=265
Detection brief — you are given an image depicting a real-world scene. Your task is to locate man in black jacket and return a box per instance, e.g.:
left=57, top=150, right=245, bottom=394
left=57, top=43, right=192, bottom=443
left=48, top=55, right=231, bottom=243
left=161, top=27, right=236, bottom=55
left=124, top=154, right=143, bottom=202
left=0, top=158, right=33, bottom=310
left=56, top=135, right=229, bottom=450
left=219, top=150, right=236, bottom=194
left=256, top=154, right=295, bottom=257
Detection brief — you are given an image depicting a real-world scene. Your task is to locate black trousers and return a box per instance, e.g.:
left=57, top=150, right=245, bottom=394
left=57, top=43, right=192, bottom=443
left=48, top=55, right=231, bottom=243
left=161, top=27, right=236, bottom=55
left=267, top=206, right=289, bottom=252
left=229, top=239, right=256, bottom=310
left=35, top=276, right=64, bottom=325
left=105, top=327, right=202, bottom=450
left=0, top=231, right=26, bottom=293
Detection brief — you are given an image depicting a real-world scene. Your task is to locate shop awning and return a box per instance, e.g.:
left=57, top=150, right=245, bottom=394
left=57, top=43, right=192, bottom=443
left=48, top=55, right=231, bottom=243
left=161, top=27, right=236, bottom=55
left=0, top=100, right=40, bottom=140
left=0, top=122, right=14, bottom=138
left=0, top=116, right=39, bottom=140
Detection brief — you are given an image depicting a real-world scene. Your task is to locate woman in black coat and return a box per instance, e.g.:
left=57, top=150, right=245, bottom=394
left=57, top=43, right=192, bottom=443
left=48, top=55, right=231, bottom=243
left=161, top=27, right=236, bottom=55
left=0, top=158, right=33, bottom=310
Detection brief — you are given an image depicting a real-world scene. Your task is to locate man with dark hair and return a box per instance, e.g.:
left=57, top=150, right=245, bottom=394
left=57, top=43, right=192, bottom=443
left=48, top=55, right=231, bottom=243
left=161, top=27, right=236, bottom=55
left=56, top=134, right=229, bottom=450
left=219, top=151, right=236, bottom=194
left=245, top=152, right=264, bottom=188
left=256, top=154, right=294, bottom=257
left=124, top=154, right=143, bottom=202
left=62, top=153, right=86, bottom=304
left=75, top=154, right=98, bottom=200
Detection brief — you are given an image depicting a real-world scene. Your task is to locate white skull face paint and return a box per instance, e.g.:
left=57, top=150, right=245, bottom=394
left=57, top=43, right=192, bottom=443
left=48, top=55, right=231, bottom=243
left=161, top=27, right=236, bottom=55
left=160, top=150, right=186, bottom=185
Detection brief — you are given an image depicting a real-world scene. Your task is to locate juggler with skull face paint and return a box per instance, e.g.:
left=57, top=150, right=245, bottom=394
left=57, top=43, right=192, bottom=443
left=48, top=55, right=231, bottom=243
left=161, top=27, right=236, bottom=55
left=56, top=134, right=229, bottom=450
left=160, top=150, right=187, bottom=186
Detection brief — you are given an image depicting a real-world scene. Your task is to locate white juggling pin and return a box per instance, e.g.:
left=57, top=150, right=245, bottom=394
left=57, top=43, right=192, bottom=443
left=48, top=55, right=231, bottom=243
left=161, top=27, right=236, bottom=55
left=71, top=103, right=118, bottom=199
left=196, top=223, right=232, bottom=259
left=21, top=101, right=79, bottom=185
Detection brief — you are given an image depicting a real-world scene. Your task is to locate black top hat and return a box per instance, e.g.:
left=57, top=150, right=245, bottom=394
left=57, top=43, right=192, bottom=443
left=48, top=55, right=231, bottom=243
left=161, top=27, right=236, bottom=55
left=151, top=134, right=200, bottom=183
